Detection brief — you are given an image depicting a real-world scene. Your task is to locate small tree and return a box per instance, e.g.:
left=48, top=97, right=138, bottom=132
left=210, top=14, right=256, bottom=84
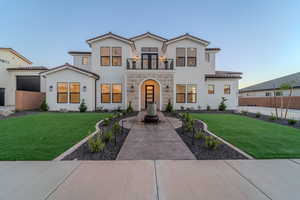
left=166, top=99, right=173, bottom=112
left=218, top=97, right=227, bottom=111
left=40, top=99, right=49, bottom=111
left=79, top=99, right=87, bottom=112
left=280, top=82, right=294, bottom=119
left=126, top=101, right=133, bottom=113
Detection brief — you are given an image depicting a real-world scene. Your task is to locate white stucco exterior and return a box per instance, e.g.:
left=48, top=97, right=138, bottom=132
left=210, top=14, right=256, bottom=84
left=44, top=32, right=241, bottom=111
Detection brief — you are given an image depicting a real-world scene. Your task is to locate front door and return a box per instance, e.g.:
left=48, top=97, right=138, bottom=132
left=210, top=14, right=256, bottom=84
left=145, top=85, right=154, bottom=108
left=141, top=53, right=158, bottom=69
left=0, top=88, right=4, bottom=106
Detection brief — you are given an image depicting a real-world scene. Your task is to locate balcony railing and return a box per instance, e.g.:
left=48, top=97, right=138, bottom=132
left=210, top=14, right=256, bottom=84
left=127, top=58, right=174, bottom=70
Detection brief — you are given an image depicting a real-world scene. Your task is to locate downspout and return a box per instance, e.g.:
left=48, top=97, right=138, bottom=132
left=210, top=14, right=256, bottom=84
left=95, top=78, right=98, bottom=111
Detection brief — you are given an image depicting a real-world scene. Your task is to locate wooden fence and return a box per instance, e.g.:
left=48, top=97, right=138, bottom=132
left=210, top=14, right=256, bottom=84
left=239, top=96, right=300, bottom=109
left=15, top=90, right=45, bottom=111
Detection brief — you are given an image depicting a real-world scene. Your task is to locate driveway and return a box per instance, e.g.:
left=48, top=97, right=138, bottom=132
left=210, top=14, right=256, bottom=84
left=0, top=160, right=300, bottom=200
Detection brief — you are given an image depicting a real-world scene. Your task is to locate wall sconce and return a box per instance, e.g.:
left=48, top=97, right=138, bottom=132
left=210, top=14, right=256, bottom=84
left=49, top=85, right=53, bottom=92
left=131, top=85, right=134, bottom=89
left=166, top=85, right=169, bottom=89
left=83, top=86, right=87, bottom=92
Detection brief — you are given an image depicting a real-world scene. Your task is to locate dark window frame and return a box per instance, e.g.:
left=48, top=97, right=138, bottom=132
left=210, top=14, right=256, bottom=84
left=100, top=47, right=111, bottom=66
left=69, top=82, right=80, bottom=104
left=101, top=84, right=111, bottom=103
left=112, top=84, right=122, bottom=103
left=208, top=84, right=215, bottom=94
left=176, top=84, right=186, bottom=103
left=112, top=47, right=122, bottom=66
left=176, top=48, right=186, bottom=67
left=187, top=84, right=197, bottom=103
left=187, top=48, right=197, bottom=67
left=224, top=85, right=231, bottom=95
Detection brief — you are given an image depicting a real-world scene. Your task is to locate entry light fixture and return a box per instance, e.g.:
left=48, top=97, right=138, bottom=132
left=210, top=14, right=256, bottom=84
left=49, top=85, right=53, bottom=92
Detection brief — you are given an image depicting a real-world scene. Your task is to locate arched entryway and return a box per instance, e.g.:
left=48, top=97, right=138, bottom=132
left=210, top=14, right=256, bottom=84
left=140, top=79, right=161, bottom=110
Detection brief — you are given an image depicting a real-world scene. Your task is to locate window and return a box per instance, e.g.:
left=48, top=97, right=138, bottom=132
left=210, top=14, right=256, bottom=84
left=187, top=84, right=197, bottom=103
left=266, top=92, right=271, bottom=96
left=275, top=91, right=283, bottom=96
left=112, top=47, right=122, bottom=66
left=187, top=48, right=196, bottom=66
left=101, top=84, right=111, bottom=103
left=208, top=84, right=215, bottom=94
left=205, top=53, right=210, bottom=62
left=224, top=85, right=231, bottom=94
left=100, top=47, right=110, bottom=66
left=82, top=56, right=88, bottom=65
left=57, top=83, right=68, bottom=103
left=16, top=76, right=40, bottom=92
left=176, top=48, right=185, bottom=67
left=112, top=84, right=122, bottom=103
left=69, top=83, right=80, bottom=103
left=176, top=84, right=186, bottom=103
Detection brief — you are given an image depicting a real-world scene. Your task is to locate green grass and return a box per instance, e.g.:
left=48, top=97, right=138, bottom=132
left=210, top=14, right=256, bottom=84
left=191, top=113, right=300, bottom=159
left=0, top=112, right=111, bottom=160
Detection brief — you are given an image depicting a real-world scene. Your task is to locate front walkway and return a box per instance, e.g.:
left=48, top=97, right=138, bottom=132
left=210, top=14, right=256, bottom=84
left=117, top=112, right=195, bottom=160
left=238, top=106, right=300, bottom=120
left=1, top=160, right=300, bottom=200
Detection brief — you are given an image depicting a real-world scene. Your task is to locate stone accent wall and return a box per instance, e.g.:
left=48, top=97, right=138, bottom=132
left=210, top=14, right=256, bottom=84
left=126, top=72, right=174, bottom=111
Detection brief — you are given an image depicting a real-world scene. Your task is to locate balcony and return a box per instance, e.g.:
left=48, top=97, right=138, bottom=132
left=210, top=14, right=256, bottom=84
left=127, top=58, right=174, bottom=70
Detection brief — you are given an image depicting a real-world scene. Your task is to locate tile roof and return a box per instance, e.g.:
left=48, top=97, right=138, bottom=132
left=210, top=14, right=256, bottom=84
left=205, top=71, right=242, bottom=79
left=130, top=32, right=167, bottom=41
left=68, top=51, right=91, bottom=55
left=240, top=72, right=300, bottom=92
left=7, top=66, right=48, bottom=71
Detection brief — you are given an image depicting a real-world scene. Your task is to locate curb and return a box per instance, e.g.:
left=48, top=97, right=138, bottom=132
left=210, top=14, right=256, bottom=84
left=53, top=120, right=103, bottom=161
left=196, top=119, right=254, bottom=160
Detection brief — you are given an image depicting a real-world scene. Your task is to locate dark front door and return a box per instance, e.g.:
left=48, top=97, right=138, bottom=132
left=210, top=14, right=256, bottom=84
left=0, top=88, right=4, bottom=106
left=145, top=85, right=154, bottom=108
left=141, top=53, right=158, bottom=69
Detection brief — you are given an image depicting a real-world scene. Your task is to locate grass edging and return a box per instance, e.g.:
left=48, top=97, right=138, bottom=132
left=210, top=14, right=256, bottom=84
left=53, top=120, right=103, bottom=161
left=197, top=119, right=254, bottom=159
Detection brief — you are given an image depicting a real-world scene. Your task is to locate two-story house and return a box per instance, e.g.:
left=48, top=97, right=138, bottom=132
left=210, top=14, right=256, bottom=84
left=41, top=32, right=242, bottom=111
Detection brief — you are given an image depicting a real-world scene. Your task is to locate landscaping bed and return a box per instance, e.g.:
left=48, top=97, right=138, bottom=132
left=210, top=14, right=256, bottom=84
left=62, top=112, right=137, bottom=160
left=171, top=113, right=248, bottom=160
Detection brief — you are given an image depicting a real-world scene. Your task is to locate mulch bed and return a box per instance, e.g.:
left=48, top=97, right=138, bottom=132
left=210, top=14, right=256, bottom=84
left=62, top=112, right=137, bottom=160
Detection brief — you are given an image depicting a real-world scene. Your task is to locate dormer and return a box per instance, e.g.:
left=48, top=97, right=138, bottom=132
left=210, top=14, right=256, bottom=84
left=68, top=51, right=91, bottom=69
left=205, top=48, right=221, bottom=69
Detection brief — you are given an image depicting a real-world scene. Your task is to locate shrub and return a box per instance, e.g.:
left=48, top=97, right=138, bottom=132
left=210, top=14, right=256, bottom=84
left=288, top=119, right=297, bottom=125
left=112, top=122, right=121, bottom=135
left=241, top=110, right=248, bottom=115
left=117, top=106, right=122, bottom=112
left=218, top=97, right=227, bottom=111
left=40, top=99, right=49, bottom=111
left=79, top=99, right=87, bottom=112
left=127, top=102, right=133, bottom=113
left=195, top=131, right=204, bottom=140
left=206, top=105, right=211, bottom=111
left=204, top=136, right=220, bottom=150
left=269, top=114, right=277, bottom=121
left=166, top=100, right=173, bottom=112
left=88, top=132, right=105, bottom=153
left=102, top=131, right=114, bottom=143
left=180, top=106, right=185, bottom=111
left=103, top=118, right=110, bottom=126
left=255, top=112, right=261, bottom=118
left=184, top=118, right=194, bottom=132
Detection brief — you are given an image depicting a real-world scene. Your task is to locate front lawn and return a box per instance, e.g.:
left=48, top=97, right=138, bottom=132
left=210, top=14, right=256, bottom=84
left=0, top=112, right=111, bottom=160
left=191, top=113, right=300, bottom=159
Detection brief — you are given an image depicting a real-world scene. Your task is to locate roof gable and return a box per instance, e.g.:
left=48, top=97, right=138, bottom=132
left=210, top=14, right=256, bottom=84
left=165, top=33, right=210, bottom=46
left=0, top=48, right=32, bottom=64
left=130, top=32, right=167, bottom=42
left=41, top=63, right=99, bottom=79
left=86, top=32, right=133, bottom=46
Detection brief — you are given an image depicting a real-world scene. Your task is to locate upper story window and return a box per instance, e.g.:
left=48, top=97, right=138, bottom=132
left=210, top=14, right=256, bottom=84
left=112, top=47, right=122, bottom=66
left=187, top=48, right=196, bottom=66
left=224, top=85, right=231, bottom=94
left=100, top=47, right=122, bottom=66
left=176, top=48, right=197, bottom=67
left=208, top=84, right=215, bottom=94
left=100, top=47, right=110, bottom=66
left=176, top=48, right=186, bottom=67
left=205, top=53, right=210, bottom=62
left=82, top=56, right=89, bottom=65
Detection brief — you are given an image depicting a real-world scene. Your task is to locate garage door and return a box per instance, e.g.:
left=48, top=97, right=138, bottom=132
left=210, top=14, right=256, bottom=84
left=0, top=88, right=4, bottom=106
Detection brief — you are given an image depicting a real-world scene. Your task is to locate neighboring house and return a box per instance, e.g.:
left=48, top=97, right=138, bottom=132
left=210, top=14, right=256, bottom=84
left=0, top=48, right=47, bottom=109
left=239, top=72, right=300, bottom=109
left=41, top=32, right=242, bottom=111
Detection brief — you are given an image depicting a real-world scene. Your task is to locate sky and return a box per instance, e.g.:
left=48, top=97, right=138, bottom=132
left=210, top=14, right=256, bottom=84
left=1, top=0, right=299, bottom=88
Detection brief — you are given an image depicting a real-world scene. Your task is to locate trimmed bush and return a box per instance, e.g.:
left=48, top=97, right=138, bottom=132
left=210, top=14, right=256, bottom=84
left=218, top=97, right=227, bottom=111
left=126, top=102, right=133, bottom=113
left=79, top=99, right=87, bottom=112
left=102, top=131, right=114, bottom=143
left=269, top=114, right=277, bottom=121
left=40, top=99, right=49, bottom=111
left=206, top=105, right=211, bottom=111
left=166, top=100, right=173, bottom=112
left=288, top=119, right=297, bottom=125
left=255, top=112, right=261, bottom=118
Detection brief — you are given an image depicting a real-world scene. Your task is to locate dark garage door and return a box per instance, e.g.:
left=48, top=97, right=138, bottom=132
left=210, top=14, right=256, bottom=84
left=0, top=88, right=4, bottom=106
left=16, top=76, right=40, bottom=92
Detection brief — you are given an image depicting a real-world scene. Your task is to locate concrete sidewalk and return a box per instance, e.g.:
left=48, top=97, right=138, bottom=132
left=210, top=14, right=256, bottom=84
left=1, top=160, right=300, bottom=200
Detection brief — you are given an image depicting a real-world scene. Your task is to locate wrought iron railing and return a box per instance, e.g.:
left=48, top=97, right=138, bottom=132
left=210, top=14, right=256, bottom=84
left=126, top=58, right=174, bottom=70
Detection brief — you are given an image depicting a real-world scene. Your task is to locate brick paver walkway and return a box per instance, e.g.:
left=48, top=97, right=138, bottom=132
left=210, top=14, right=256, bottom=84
left=117, top=112, right=195, bottom=160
